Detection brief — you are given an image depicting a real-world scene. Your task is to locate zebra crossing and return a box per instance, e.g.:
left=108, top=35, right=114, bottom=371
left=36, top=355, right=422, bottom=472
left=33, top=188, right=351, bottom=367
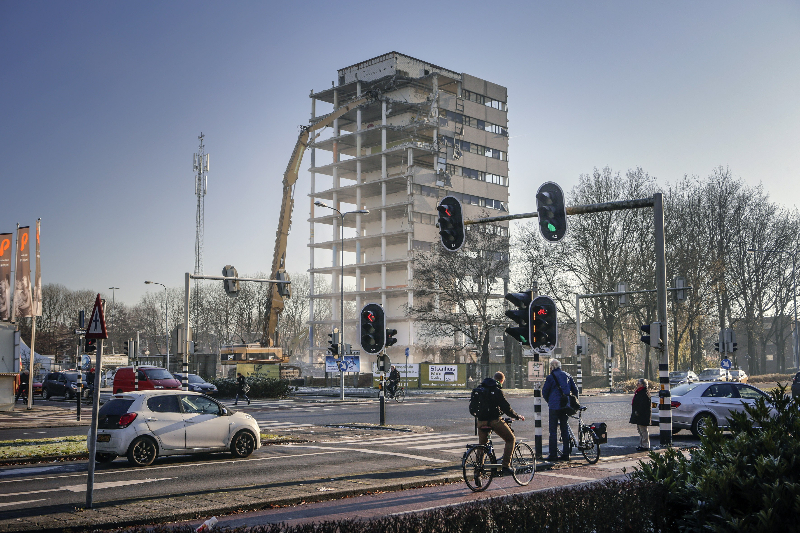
left=337, top=431, right=481, bottom=455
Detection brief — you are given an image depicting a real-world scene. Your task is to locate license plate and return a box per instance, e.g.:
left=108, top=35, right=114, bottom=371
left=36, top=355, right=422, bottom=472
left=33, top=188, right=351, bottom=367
left=97, top=434, right=110, bottom=442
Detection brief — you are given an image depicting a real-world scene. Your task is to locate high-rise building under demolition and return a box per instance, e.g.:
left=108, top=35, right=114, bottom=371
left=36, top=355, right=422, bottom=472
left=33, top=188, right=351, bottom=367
left=308, top=52, right=509, bottom=365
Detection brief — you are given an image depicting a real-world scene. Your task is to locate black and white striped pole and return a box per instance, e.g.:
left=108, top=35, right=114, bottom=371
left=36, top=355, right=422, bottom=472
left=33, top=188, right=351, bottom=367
left=533, top=352, right=543, bottom=459
left=653, top=193, right=671, bottom=447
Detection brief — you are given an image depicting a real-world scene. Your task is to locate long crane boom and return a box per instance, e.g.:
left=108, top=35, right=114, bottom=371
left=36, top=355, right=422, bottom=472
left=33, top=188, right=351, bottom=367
left=262, top=90, right=379, bottom=346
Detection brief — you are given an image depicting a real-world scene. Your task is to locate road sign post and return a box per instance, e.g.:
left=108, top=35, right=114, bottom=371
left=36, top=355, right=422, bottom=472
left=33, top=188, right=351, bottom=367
left=84, top=294, right=108, bottom=509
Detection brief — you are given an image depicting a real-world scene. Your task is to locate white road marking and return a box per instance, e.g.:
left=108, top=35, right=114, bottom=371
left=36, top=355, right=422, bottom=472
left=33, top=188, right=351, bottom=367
left=4, top=477, right=173, bottom=497
left=0, top=498, right=48, bottom=508
left=537, top=472, right=598, bottom=481
left=287, top=444, right=449, bottom=463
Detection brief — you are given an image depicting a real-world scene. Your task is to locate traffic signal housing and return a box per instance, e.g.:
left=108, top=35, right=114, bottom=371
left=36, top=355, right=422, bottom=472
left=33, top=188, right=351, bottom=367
left=536, top=182, right=567, bottom=242
left=123, top=339, right=130, bottom=357
left=437, top=196, right=465, bottom=251
left=530, top=295, right=558, bottom=350
left=505, top=291, right=533, bottom=346
left=327, top=329, right=340, bottom=357
left=276, top=271, right=291, bottom=298
left=85, top=338, right=97, bottom=353
left=640, top=322, right=662, bottom=348
left=222, top=265, right=240, bottom=297
left=385, top=328, right=398, bottom=348
left=360, top=303, right=385, bottom=354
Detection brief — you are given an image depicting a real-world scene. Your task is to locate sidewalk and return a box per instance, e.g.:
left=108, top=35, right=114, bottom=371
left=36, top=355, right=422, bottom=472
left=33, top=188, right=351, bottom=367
left=0, top=403, right=90, bottom=429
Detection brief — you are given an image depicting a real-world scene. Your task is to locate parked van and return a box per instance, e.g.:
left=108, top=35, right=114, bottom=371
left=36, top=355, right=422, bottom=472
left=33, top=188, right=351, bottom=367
left=112, top=366, right=181, bottom=393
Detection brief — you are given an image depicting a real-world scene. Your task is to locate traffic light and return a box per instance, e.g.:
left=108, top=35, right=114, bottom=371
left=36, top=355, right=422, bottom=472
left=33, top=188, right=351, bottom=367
left=222, top=265, right=240, bottom=297
left=536, top=182, right=567, bottom=242
left=385, top=328, right=398, bottom=348
left=732, top=342, right=738, bottom=352
left=437, top=196, right=465, bottom=251
left=360, top=303, right=385, bottom=354
left=123, top=339, right=130, bottom=357
left=85, top=338, right=97, bottom=353
left=276, top=271, right=291, bottom=298
left=640, top=322, right=662, bottom=348
left=505, top=290, right=533, bottom=346
left=327, top=329, right=340, bottom=357
left=530, top=295, right=558, bottom=350
left=714, top=340, right=721, bottom=352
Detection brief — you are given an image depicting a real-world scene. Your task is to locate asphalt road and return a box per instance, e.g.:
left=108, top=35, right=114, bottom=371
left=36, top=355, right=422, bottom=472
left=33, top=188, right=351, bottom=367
left=0, top=392, right=703, bottom=522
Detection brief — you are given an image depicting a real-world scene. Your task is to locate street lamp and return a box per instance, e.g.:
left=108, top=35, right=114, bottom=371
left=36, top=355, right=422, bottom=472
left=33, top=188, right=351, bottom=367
left=747, top=247, right=798, bottom=370
left=144, top=281, right=169, bottom=371
left=108, top=287, right=119, bottom=353
left=314, top=201, right=369, bottom=400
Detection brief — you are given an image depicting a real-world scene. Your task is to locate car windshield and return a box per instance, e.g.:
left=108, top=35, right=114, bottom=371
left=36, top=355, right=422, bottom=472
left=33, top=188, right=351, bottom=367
left=143, top=368, right=174, bottom=380
left=670, top=372, right=687, bottom=378
left=65, top=372, right=81, bottom=382
left=671, top=382, right=703, bottom=396
left=188, top=375, right=205, bottom=384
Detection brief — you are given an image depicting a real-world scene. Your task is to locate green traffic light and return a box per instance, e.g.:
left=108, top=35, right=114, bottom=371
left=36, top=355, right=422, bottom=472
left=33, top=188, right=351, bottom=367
left=547, top=222, right=556, bottom=232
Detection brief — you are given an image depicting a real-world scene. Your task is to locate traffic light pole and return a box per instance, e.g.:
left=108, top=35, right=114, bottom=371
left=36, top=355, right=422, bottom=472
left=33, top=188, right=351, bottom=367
left=472, top=194, right=673, bottom=445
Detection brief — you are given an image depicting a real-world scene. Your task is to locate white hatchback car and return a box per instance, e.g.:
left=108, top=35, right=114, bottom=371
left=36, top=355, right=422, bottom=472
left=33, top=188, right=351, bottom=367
left=91, top=390, right=260, bottom=466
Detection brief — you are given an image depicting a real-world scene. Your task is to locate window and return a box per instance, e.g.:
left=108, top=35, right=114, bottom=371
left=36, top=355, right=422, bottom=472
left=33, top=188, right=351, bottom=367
left=180, top=395, right=221, bottom=415
left=735, top=384, right=767, bottom=400
left=702, top=384, right=737, bottom=398
left=148, top=395, right=181, bottom=413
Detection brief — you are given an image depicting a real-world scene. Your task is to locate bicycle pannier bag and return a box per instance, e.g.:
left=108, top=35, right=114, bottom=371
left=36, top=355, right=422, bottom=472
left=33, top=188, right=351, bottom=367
left=590, top=422, right=607, bottom=444
left=469, top=385, right=492, bottom=419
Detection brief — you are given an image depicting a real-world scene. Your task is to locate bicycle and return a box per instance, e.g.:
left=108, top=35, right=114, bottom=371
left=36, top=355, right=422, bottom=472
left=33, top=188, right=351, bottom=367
left=559, top=406, right=600, bottom=464
left=385, top=383, right=405, bottom=403
left=462, top=417, right=535, bottom=492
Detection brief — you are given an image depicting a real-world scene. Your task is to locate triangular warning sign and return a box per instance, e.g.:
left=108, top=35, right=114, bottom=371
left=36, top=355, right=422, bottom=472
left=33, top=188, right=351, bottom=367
left=85, top=294, right=108, bottom=339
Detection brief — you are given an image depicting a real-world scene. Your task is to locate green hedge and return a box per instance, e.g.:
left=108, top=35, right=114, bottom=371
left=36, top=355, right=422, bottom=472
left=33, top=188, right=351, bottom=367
left=631, top=384, right=800, bottom=532
left=117, top=479, right=674, bottom=533
left=209, top=377, right=294, bottom=399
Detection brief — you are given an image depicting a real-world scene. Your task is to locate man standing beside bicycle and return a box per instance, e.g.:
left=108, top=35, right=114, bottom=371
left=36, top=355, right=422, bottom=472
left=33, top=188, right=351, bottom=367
left=542, top=358, right=579, bottom=461
left=476, top=371, right=525, bottom=476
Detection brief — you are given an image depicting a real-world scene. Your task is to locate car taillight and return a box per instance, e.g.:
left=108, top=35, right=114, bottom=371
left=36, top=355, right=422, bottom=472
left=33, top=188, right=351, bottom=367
left=671, top=401, right=681, bottom=409
left=118, top=412, right=137, bottom=428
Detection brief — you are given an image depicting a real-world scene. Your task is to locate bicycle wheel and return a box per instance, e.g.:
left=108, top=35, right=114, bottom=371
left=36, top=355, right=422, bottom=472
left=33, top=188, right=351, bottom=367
left=580, top=427, right=600, bottom=464
left=395, top=387, right=405, bottom=403
left=510, top=442, right=535, bottom=485
left=462, top=446, right=495, bottom=492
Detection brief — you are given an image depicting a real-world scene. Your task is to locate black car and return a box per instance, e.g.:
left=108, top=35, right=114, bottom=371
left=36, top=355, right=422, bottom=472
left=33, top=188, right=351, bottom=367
left=171, top=373, right=218, bottom=395
left=42, top=371, right=83, bottom=400
left=792, top=372, right=800, bottom=399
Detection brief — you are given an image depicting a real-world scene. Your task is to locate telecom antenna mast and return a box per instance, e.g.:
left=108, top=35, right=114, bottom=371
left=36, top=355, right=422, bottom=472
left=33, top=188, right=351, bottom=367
left=193, top=133, right=209, bottom=276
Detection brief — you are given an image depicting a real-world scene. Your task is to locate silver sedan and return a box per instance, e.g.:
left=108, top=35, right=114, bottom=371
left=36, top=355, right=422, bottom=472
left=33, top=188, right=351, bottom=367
left=651, top=381, right=772, bottom=438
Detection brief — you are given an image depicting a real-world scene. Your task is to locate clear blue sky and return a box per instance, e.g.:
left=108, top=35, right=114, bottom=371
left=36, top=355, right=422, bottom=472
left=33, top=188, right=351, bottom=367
left=2, top=1, right=798, bottom=306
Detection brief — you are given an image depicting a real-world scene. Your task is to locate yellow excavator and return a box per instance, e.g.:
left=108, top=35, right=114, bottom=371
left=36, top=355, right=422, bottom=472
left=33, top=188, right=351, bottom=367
left=262, top=90, right=380, bottom=350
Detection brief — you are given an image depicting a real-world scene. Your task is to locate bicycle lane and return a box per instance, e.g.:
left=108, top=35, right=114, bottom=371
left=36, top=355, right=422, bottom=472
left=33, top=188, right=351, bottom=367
left=168, top=456, right=643, bottom=530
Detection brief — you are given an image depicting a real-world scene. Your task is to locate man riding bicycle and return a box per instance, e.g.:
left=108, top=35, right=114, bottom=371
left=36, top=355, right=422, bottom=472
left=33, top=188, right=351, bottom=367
left=476, top=371, right=524, bottom=476
left=387, top=365, right=400, bottom=397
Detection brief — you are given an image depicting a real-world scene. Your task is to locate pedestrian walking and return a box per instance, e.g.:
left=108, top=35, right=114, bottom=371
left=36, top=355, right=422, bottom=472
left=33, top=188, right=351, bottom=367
left=541, top=358, right=579, bottom=461
left=630, top=378, right=651, bottom=451
left=234, top=373, right=250, bottom=405
left=15, top=371, right=29, bottom=403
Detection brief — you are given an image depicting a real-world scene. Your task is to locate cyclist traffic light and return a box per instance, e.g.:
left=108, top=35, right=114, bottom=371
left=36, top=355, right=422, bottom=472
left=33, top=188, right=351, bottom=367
left=327, top=329, right=340, bottom=357
left=530, top=295, right=557, bottom=350
left=437, top=196, right=465, bottom=251
left=385, top=328, right=398, bottom=348
left=360, top=303, right=385, bottom=354
left=505, top=290, right=533, bottom=346
left=85, top=338, right=97, bottom=353
left=640, top=322, right=662, bottom=348
left=536, top=182, right=567, bottom=242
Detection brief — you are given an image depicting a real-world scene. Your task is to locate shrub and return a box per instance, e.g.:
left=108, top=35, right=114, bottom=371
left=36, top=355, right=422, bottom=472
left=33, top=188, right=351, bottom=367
left=631, top=384, right=800, bottom=532
left=209, top=377, right=294, bottom=399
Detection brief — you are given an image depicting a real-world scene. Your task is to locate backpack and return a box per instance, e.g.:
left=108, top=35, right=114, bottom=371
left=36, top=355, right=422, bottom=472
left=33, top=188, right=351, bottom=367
left=468, top=385, right=493, bottom=419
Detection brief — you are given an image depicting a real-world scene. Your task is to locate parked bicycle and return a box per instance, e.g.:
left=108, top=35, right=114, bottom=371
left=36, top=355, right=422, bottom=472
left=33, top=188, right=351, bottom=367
left=560, top=406, right=600, bottom=464
left=462, top=417, right=535, bottom=491
left=385, top=384, right=405, bottom=403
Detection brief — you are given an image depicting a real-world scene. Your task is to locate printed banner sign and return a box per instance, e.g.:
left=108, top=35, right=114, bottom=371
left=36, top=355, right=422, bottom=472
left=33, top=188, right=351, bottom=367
left=0, top=233, right=11, bottom=321
left=428, top=364, right=458, bottom=382
left=325, top=355, right=360, bottom=373
left=32, top=221, right=41, bottom=317
left=13, top=227, right=32, bottom=319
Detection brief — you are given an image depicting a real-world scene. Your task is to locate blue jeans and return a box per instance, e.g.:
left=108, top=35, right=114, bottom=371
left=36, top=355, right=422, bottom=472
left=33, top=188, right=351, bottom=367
left=548, top=409, right=570, bottom=457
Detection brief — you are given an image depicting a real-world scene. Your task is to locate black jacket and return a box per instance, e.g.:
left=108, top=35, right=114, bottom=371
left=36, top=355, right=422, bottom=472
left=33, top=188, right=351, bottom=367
left=479, top=377, right=521, bottom=421
left=236, top=375, right=247, bottom=394
left=630, top=386, right=652, bottom=426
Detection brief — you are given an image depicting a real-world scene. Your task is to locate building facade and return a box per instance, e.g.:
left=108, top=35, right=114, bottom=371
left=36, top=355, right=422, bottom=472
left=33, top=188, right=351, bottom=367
left=308, top=52, right=510, bottom=366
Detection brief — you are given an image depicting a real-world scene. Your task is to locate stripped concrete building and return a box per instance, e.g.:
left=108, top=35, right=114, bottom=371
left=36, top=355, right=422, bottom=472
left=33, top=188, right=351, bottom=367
left=308, top=52, right=510, bottom=366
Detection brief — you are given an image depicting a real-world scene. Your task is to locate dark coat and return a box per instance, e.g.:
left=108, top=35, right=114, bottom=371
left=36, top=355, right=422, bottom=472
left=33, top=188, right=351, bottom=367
left=541, top=368, right=578, bottom=411
left=630, top=386, right=652, bottom=426
left=236, top=375, right=247, bottom=394
left=479, top=377, right=521, bottom=421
